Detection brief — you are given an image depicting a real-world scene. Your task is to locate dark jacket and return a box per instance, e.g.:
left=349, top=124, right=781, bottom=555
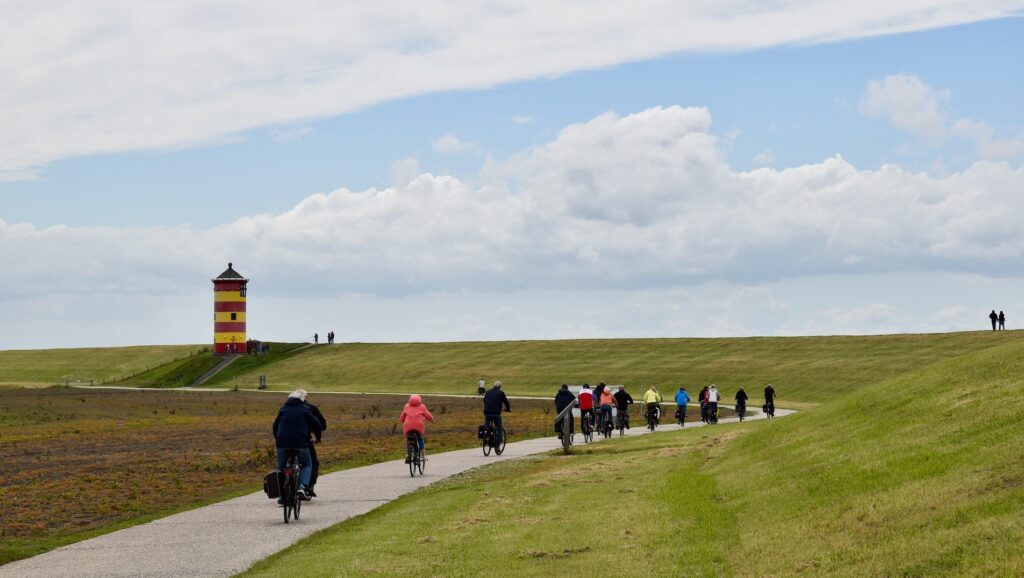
left=554, top=388, right=576, bottom=413
left=306, top=402, right=327, bottom=442
left=613, top=389, right=633, bottom=410
left=273, top=397, right=322, bottom=449
left=764, top=386, right=775, bottom=403
left=483, top=387, right=511, bottom=415
left=735, top=390, right=748, bottom=405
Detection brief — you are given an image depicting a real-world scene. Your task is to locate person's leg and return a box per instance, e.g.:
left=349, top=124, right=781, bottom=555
left=418, top=431, right=425, bottom=451
left=308, top=441, right=320, bottom=490
left=297, top=448, right=313, bottom=488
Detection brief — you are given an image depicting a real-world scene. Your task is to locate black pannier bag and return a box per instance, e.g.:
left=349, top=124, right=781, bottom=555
left=263, top=471, right=282, bottom=499
left=477, top=425, right=487, bottom=439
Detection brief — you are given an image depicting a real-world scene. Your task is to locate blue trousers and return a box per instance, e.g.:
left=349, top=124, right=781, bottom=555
left=276, top=447, right=312, bottom=488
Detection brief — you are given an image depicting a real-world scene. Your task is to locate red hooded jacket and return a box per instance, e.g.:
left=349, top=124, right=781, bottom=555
left=400, top=394, right=434, bottom=435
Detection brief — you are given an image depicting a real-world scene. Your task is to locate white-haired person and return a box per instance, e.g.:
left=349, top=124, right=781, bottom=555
left=272, top=389, right=323, bottom=500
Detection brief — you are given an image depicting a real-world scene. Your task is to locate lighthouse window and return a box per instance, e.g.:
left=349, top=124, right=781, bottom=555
left=240, top=286, right=247, bottom=297
left=231, top=313, right=237, bottom=321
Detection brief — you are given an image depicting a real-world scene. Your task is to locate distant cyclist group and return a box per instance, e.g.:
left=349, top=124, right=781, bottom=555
left=553, top=382, right=779, bottom=439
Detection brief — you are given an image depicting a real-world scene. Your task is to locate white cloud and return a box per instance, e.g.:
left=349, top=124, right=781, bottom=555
left=753, top=149, right=776, bottom=165
left=860, top=74, right=950, bottom=140
left=432, top=133, right=477, bottom=155
left=512, top=115, right=535, bottom=125
left=270, top=126, right=313, bottom=142
left=3, top=1, right=1023, bottom=179
left=5, top=104, right=1024, bottom=308
left=862, top=76, right=1024, bottom=161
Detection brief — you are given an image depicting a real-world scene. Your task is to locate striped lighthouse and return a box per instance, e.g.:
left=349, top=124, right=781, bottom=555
left=212, top=263, right=248, bottom=354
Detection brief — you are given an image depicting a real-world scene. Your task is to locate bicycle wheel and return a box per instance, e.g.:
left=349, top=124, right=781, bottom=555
left=294, top=490, right=301, bottom=520
left=495, top=428, right=506, bottom=455
left=483, top=433, right=492, bottom=456
left=417, top=449, right=426, bottom=475
left=408, top=442, right=417, bottom=477
left=282, top=477, right=292, bottom=524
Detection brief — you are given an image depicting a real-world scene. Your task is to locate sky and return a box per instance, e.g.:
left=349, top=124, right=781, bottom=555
left=2, top=1, right=1024, bottom=349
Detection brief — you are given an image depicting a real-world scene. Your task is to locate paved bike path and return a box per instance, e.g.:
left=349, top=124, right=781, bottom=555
left=0, top=408, right=792, bottom=578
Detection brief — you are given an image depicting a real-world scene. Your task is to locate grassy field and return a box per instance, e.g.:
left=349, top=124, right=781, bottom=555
left=241, top=339, right=1024, bottom=577
left=0, top=388, right=557, bottom=565
left=0, top=345, right=206, bottom=387
left=210, top=331, right=1021, bottom=408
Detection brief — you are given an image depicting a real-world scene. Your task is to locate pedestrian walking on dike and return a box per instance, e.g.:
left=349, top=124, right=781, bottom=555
left=554, top=384, right=576, bottom=438
left=764, top=384, right=776, bottom=418
left=477, top=377, right=486, bottom=396
left=999, top=311, right=1006, bottom=330
left=314, top=332, right=319, bottom=344
left=990, top=310, right=998, bottom=330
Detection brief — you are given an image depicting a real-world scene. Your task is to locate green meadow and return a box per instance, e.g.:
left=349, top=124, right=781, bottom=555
left=241, top=337, right=1024, bottom=577
left=209, top=331, right=1019, bottom=408
left=0, top=345, right=204, bottom=387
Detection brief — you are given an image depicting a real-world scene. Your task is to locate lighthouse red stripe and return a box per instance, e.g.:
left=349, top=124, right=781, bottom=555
left=214, top=322, right=247, bottom=332
left=214, top=302, right=247, bottom=313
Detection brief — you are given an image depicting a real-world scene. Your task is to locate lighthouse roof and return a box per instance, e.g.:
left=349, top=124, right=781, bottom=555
left=213, top=262, right=247, bottom=281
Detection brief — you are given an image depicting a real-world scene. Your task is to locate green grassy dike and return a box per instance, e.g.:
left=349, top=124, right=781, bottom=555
left=239, top=340, right=1024, bottom=577
left=210, top=332, right=1021, bottom=408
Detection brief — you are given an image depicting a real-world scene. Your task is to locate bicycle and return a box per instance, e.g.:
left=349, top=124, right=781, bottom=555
left=707, top=403, right=719, bottom=424
left=736, top=403, right=746, bottom=422
left=280, top=449, right=303, bottom=523
left=406, top=433, right=425, bottom=477
left=481, top=423, right=507, bottom=456
left=676, top=407, right=687, bottom=427
left=600, top=410, right=614, bottom=438
left=580, top=410, right=594, bottom=443
left=617, top=410, right=629, bottom=436
left=646, top=404, right=659, bottom=432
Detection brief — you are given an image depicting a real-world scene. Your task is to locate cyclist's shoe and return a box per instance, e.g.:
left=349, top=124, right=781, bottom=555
left=297, top=487, right=309, bottom=501
left=405, top=456, right=411, bottom=463
left=277, top=498, right=284, bottom=505
left=307, top=488, right=317, bottom=498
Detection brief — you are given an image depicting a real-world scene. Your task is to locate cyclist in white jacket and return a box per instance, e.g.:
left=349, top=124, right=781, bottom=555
left=707, top=385, right=721, bottom=422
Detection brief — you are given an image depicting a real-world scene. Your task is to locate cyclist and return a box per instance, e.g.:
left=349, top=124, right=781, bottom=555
left=643, top=385, right=662, bottom=424
left=272, top=389, right=323, bottom=501
left=674, top=386, right=690, bottom=426
left=698, top=385, right=709, bottom=422
left=554, top=384, right=576, bottom=439
left=613, top=385, right=633, bottom=430
left=400, top=394, right=434, bottom=461
left=764, top=383, right=776, bottom=418
left=483, top=380, right=511, bottom=442
left=707, top=384, right=720, bottom=422
left=598, top=385, right=615, bottom=433
left=734, top=387, right=748, bottom=418
left=578, top=384, right=595, bottom=433
left=303, top=391, right=327, bottom=498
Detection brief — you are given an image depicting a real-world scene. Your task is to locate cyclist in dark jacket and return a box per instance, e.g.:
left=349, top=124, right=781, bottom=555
left=734, top=387, right=748, bottom=419
left=613, top=386, right=633, bottom=430
left=272, top=390, right=322, bottom=500
left=483, top=381, right=511, bottom=441
left=304, top=395, right=327, bottom=498
left=764, top=384, right=776, bottom=418
left=554, top=384, right=576, bottom=437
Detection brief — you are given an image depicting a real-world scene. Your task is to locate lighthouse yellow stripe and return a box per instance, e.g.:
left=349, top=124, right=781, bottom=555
left=214, top=332, right=247, bottom=344
left=214, top=312, right=246, bottom=323
left=214, top=291, right=246, bottom=302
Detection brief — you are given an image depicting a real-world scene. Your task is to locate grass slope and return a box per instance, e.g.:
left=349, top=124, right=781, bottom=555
left=241, top=339, right=1024, bottom=577
left=219, top=332, right=1020, bottom=408
left=0, top=345, right=205, bottom=387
